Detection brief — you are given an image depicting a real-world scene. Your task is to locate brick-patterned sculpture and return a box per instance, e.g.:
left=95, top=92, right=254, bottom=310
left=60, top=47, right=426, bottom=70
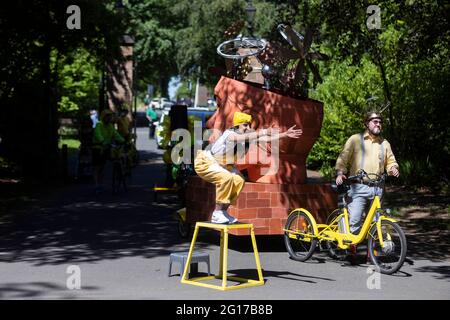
left=186, top=76, right=337, bottom=235
left=207, top=76, right=324, bottom=184
left=186, top=22, right=336, bottom=235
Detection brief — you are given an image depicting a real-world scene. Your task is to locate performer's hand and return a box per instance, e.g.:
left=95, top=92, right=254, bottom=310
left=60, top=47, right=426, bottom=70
left=285, top=125, right=303, bottom=138
left=389, top=166, right=400, bottom=177
left=336, top=174, right=347, bottom=185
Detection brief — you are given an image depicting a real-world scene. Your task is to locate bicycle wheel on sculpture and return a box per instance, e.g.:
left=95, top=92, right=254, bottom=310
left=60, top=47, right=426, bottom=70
left=284, top=209, right=317, bottom=262
left=217, top=37, right=267, bottom=59
left=368, top=220, right=407, bottom=275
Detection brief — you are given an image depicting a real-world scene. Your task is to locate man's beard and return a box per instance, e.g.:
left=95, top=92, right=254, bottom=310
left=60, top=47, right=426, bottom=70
left=369, top=127, right=381, bottom=136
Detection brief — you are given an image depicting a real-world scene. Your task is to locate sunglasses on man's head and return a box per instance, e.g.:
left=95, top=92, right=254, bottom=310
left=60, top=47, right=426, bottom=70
left=371, top=119, right=383, bottom=125
left=242, top=123, right=251, bottom=128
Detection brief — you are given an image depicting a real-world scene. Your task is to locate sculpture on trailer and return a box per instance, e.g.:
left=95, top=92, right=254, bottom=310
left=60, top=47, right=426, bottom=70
left=217, top=22, right=329, bottom=99
left=185, top=20, right=336, bottom=235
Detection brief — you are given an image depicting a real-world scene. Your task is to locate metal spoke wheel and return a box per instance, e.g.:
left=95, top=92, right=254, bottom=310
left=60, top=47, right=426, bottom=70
left=217, top=37, right=267, bottom=59
left=368, top=220, right=407, bottom=274
left=283, top=210, right=317, bottom=262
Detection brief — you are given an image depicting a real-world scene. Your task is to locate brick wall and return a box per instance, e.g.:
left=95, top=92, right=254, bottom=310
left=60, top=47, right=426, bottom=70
left=185, top=176, right=337, bottom=236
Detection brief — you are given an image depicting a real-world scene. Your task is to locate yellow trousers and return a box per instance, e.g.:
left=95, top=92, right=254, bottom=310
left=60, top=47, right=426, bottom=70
left=194, top=150, right=245, bottom=205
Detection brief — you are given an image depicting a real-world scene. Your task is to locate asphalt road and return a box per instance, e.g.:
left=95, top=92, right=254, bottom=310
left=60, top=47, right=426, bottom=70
left=0, top=127, right=448, bottom=301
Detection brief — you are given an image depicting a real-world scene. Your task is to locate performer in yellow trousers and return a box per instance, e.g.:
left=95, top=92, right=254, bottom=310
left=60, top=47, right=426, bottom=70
left=194, top=112, right=303, bottom=224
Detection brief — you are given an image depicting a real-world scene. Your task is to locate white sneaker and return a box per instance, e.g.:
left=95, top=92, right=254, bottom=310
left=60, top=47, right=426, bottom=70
left=211, top=210, right=229, bottom=224
left=223, top=210, right=238, bottom=224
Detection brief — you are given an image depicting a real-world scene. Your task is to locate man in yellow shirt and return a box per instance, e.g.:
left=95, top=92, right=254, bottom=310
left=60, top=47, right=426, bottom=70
left=335, top=111, right=399, bottom=234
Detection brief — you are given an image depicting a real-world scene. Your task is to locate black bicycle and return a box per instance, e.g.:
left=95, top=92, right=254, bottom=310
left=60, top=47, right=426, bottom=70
left=110, top=143, right=128, bottom=194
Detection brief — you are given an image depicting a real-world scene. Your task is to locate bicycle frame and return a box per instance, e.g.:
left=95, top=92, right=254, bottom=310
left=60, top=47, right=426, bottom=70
left=284, top=171, right=407, bottom=274
left=110, top=144, right=128, bottom=193
left=285, top=186, right=397, bottom=250
left=316, top=195, right=397, bottom=249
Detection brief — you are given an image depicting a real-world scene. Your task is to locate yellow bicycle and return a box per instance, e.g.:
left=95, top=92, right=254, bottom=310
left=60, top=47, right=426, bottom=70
left=283, top=170, right=407, bottom=275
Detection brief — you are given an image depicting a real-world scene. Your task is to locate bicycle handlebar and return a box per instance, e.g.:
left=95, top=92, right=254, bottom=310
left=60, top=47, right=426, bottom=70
left=343, top=169, right=388, bottom=186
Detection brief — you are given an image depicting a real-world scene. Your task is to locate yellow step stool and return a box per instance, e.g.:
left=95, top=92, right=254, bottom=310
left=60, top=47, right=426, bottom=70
left=181, top=222, right=264, bottom=291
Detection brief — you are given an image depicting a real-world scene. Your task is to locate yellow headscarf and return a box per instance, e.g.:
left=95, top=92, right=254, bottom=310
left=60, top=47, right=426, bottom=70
left=233, top=112, right=252, bottom=127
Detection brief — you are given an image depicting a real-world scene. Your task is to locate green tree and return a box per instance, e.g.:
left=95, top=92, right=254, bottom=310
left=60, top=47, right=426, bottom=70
left=172, top=0, right=246, bottom=84
left=0, top=0, right=126, bottom=179
left=127, top=0, right=182, bottom=97
left=305, top=0, right=450, bottom=186
left=55, top=49, right=101, bottom=116
left=174, top=81, right=193, bottom=102
left=308, top=57, right=384, bottom=177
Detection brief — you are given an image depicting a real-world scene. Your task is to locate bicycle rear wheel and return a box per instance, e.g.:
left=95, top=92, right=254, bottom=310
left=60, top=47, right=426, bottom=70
left=368, top=220, right=407, bottom=275
left=284, top=210, right=317, bottom=261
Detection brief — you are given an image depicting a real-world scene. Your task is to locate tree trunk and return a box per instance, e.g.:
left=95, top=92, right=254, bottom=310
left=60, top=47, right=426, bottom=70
left=160, top=77, right=169, bottom=98
left=43, top=38, right=59, bottom=180
left=375, top=56, right=396, bottom=145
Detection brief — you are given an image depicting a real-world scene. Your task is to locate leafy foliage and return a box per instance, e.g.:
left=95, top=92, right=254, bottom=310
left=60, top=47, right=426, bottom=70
left=56, top=49, right=100, bottom=116
left=127, top=0, right=181, bottom=96
left=305, top=0, right=450, bottom=188
left=0, top=0, right=126, bottom=179
left=308, top=57, right=383, bottom=170
left=0, top=0, right=448, bottom=190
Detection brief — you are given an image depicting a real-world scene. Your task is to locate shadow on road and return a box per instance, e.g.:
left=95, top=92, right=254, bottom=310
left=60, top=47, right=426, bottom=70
left=414, top=265, right=450, bottom=281
left=0, top=147, right=201, bottom=266
left=226, top=268, right=335, bottom=284
left=0, top=282, right=99, bottom=299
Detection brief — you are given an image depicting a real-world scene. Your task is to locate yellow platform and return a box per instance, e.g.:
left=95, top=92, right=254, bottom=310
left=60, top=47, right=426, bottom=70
left=181, top=222, right=264, bottom=291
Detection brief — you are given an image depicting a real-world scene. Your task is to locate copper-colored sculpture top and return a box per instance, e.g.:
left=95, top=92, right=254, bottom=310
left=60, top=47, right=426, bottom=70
left=206, top=76, right=324, bottom=184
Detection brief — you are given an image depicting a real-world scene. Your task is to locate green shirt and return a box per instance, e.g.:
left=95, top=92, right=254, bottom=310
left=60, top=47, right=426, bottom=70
left=146, top=108, right=158, bottom=121
left=93, top=121, right=124, bottom=147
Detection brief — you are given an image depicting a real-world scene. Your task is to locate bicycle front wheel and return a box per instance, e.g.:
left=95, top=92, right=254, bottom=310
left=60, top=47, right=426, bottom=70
left=323, top=209, right=347, bottom=260
left=178, top=220, right=192, bottom=239
left=368, top=220, right=407, bottom=275
left=284, top=210, right=317, bottom=261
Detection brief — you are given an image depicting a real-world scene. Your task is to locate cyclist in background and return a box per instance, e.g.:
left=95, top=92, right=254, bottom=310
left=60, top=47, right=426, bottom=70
left=116, top=107, right=139, bottom=168
left=92, top=109, right=125, bottom=193
left=116, top=107, right=132, bottom=141
left=146, top=105, right=158, bottom=139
